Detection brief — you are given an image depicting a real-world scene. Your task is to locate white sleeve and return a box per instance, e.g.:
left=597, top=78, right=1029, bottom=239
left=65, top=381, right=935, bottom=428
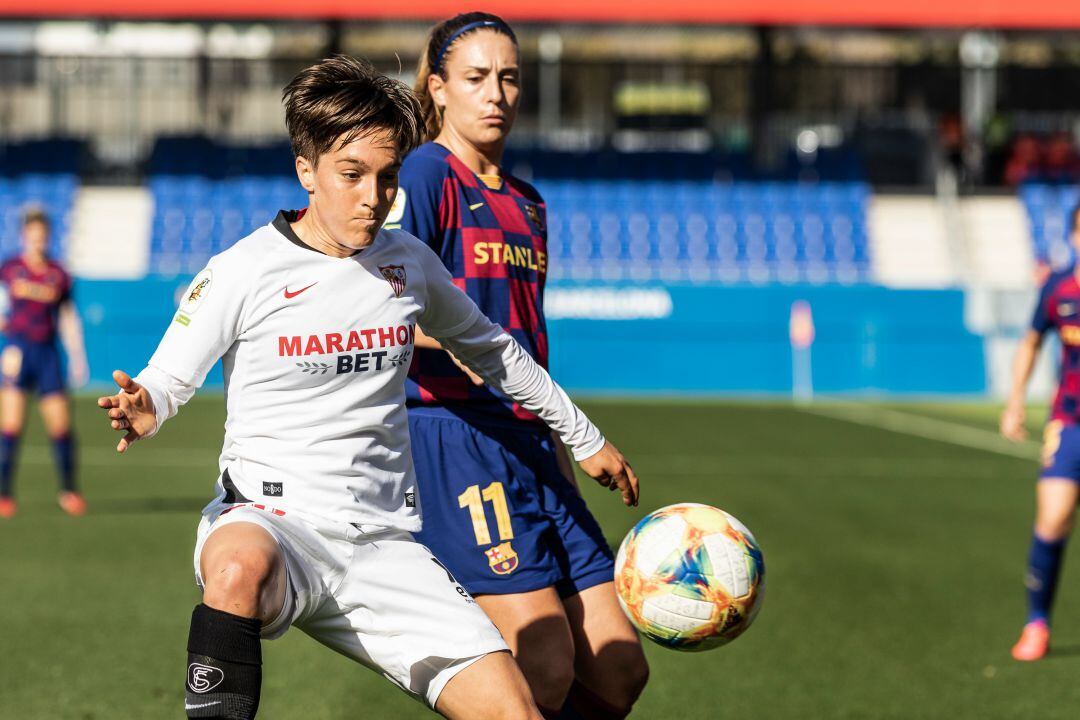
left=415, top=239, right=605, bottom=461
left=132, top=252, right=251, bottom=435
left=133, top=365, right=196, bottom=438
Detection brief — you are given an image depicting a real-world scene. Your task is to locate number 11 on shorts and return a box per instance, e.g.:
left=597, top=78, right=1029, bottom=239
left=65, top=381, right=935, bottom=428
left=458, top=481, right=514, bottom=546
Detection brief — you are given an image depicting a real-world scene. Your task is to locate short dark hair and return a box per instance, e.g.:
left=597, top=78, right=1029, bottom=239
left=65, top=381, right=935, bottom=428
left=21, top=206, right=49, bottom=230
left=282, top=55, right=423, bottom=163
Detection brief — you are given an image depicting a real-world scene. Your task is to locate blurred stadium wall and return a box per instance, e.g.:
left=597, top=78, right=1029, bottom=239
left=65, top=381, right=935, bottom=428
left=1, top=3, right=1078, bottom=396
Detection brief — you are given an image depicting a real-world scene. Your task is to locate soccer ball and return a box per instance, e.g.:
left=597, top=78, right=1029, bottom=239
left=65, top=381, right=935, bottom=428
left=614, top=503, right=765, bottom=651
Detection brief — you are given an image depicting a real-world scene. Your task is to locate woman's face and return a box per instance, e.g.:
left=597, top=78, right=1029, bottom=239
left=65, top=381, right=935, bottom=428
left=295, top=130, right=402, bottom=252
left=21, top=219, right=48, bottom=257
left=431, top=30, right=520, bottom=149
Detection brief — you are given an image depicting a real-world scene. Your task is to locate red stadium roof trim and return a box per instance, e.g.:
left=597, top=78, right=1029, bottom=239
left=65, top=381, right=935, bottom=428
left=3, top=0, right=1080, bottom=28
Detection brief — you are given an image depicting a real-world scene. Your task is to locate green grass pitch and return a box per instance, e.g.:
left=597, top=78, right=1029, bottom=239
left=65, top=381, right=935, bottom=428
left=2, top=397, right=1079, bottom=718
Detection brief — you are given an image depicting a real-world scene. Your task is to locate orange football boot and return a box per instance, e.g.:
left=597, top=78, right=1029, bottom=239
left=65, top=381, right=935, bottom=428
left=0, top=496, right=15, bottom=518
left=58, top=491, right=87, bottom=517
left=1012, top=620, right=1050, bottom=661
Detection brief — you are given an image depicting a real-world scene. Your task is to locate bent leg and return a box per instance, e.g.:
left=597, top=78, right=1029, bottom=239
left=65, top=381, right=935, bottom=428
left=478, top=588, right=576, bottom=714
left=562, top=582, right=649, bottom=719
left=187, top=521, right=287, bottom=719
left=199, top=521, right=288, bottom=622
left=435, top=650, right=544, bottom=720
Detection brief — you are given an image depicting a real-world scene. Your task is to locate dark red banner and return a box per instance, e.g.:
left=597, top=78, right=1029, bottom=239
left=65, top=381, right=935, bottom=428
left=1, top=0, right=1079, bottom=28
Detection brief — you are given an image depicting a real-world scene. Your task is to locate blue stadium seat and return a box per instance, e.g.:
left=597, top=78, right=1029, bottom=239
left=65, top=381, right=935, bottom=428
left=143, top=142, right=873, bottom=284
left=1020, top=183, right=1080, bottom=267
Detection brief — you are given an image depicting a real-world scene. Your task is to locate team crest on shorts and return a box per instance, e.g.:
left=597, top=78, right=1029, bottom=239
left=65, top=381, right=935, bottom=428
left=525, top=204, right=545, bottom=233
left=379, top=265, right=407, bottom=297
left=485, top=541, right=519, bottom=575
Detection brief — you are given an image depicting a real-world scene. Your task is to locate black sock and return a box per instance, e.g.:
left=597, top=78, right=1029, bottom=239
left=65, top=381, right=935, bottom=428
left=186, top=603, right=262, bottom=719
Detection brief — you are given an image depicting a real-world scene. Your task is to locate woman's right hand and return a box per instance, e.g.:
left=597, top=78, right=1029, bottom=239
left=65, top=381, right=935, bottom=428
left=97, top=369, right=158, bottom=453
left=1000, top=402, right=1028, bottom=442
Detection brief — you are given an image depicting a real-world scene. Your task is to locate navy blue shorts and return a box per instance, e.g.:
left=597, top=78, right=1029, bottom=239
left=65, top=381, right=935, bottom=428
left=1, top=339, right=64, bottom=396
left=409, top=408, right=615, bottom=597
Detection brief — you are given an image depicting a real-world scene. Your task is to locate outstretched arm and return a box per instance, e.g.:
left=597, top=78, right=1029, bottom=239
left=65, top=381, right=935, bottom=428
left=1001, top=329, right=1043, bottom=442
left=414, top=325, right=484, bottom=386
left=436, top=318, right=639, bottom=506
left=97, top=370, right=159, bottom=453
left=412, top=236, right=639, bottom=506
left=99, top=253, right=250, bottom=453
left=96, top=365, right=198, bottom=453
left=58, top=300, right=88, bottom=388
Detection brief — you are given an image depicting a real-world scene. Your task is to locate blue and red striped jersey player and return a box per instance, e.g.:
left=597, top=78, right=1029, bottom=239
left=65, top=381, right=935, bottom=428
left=1002, top=203, right=1080, bottom=661
left=392, top=12, right=648, bottom=719
left=0, top=208, right=89, bottom=519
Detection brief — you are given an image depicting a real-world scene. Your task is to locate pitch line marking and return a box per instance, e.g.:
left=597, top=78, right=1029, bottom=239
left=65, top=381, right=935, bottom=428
left=15, top=446, right=213, bottom=467
left=800, top=404, right=1041, bottom=460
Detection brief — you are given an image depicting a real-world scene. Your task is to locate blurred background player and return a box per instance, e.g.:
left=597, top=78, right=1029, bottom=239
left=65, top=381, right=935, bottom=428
left=0, top=207, right=88, bottom=518
left=396, top=13, right=649, bottom=718
left=1001, top=203, right=1080, bottom=661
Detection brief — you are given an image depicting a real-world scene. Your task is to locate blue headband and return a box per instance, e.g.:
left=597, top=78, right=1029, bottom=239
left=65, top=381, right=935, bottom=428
left=434, top=20, right=513, bottom=73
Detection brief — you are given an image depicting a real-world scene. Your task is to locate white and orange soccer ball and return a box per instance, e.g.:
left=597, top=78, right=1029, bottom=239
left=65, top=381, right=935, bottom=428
left=614, top=503, right=765, bottom=651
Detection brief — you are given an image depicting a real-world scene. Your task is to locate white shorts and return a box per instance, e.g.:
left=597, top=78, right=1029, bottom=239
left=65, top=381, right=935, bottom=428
left=192, top=499, right=509, bottom=708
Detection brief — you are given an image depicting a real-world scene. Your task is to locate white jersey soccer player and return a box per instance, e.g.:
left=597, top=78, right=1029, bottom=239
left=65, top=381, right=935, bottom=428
left=136, top=209, right=608, bottom=707
left=137, top=210, right=606, bottom=530
left=99, top=56, right=638, bottom=720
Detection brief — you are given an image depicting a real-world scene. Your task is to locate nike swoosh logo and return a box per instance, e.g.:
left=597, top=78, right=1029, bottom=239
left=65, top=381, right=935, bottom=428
left=284, top=282, right=318, bottom=299
left=185, top=701, right=220, bottom=710
left=469, top=202, right=485, bottom=211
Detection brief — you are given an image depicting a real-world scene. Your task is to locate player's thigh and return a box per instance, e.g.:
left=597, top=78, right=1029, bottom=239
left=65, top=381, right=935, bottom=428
left=477, top=587, right=576, bottom=704
left=37, top=392, right=70, bottom=437
left=0, top=386, right=26, bottom=434
left=199, top=520, right=288, bottom=622
left=435, top=650, right=542, bottom=720
left=562, top=581, right=647, bottom=688
left=297, top=529, right=508, bottom=708
left=409, top=412, right=562, bottom=596
left=1037, top=425, right=1080, bottom=538
left=477, top=586, right=573, bottom=655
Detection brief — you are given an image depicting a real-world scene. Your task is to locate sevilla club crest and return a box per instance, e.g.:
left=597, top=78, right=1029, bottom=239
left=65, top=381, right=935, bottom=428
left=485, top=542, right=519, bottom=575
left=379, top=265, right=407, bottom=298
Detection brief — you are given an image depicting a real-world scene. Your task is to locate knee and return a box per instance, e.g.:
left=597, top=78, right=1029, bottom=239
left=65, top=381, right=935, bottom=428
left=576, top=642, right=648, bottom=711
left=623, top=649, right=650, bottom=702
left=517, top=646, right=576, bottom=710
left=1035, top=515, right=1074, bottom=541
left=606, top=644, right=649, bottom=706
left=202, top=550, right=278, bottom=618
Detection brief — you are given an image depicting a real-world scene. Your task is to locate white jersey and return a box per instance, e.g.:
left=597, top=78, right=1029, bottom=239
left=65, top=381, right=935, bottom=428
left=136, top=211, right=605, bottom=530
